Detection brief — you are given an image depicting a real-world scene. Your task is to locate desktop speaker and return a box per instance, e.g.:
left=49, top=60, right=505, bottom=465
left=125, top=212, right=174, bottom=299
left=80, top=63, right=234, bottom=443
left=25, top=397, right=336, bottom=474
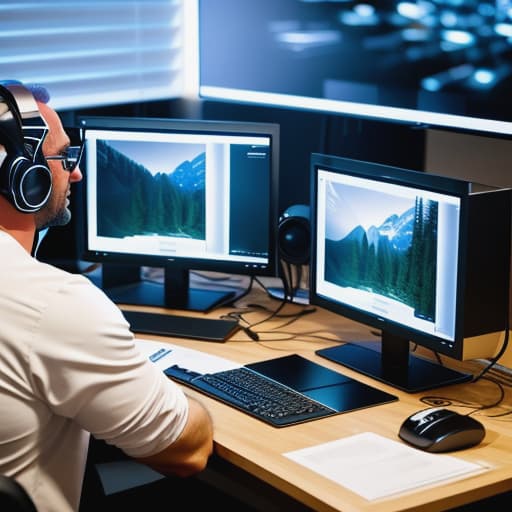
left=277, top=204, right=310, bottom=266
left=0, top=83, right=52, bottom=213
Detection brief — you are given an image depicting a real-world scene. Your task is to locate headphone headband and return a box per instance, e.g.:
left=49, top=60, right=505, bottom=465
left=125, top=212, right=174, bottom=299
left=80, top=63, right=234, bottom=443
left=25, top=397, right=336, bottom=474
left=3, top=83, right=48, bottom=128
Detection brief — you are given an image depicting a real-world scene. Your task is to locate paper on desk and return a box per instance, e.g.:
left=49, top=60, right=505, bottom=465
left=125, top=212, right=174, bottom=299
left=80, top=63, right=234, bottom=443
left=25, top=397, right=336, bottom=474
left=284, top=432, right=489, bottom=501
left=135, top=338, right=242, bottom=374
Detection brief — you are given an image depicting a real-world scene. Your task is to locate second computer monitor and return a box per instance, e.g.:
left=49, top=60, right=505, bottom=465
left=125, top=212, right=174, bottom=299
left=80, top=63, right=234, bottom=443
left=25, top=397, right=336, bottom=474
left=310, top=153, right=511, bottom=392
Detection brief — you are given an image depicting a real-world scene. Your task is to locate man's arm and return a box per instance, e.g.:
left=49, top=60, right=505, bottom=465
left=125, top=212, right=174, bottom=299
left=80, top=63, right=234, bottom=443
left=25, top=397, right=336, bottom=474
left=134, top=397, right=214, bottom=477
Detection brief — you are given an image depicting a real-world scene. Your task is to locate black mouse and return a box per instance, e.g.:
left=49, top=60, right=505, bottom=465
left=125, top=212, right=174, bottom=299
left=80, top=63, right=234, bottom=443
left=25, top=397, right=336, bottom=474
left=398, top=407, right=485, bottom=453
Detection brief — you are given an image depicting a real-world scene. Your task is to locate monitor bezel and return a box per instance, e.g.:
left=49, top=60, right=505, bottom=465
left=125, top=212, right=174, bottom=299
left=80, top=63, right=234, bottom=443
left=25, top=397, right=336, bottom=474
left=78, top=115, right=280, bottom=278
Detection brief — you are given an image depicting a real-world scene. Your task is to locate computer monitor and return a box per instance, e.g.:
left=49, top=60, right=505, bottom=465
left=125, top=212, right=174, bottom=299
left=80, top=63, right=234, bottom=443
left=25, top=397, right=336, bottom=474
left=310, top=153, right=511, bottom=393
left=78, top=116, right=279, bottom=312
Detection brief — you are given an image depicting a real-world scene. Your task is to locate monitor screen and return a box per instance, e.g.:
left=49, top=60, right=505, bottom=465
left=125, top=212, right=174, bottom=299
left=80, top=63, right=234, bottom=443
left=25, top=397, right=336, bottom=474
left=199, top=0, right=512, bottom=136
left=78, top=116, right=279, bottom=312
left=310, top=153, right=511, bottom=392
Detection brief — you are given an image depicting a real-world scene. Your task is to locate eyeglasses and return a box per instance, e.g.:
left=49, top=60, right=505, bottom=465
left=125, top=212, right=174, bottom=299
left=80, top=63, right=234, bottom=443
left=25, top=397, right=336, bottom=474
left=46, top=144, right=84, bottom=172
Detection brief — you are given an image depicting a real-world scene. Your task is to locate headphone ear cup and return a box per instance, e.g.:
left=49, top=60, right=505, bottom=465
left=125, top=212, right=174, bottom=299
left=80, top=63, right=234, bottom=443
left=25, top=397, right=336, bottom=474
left=277, top=204, right=310, bottom=266
left=0, top=84, right=52, bottom=212
left=8, top=157, right=52, bottom=212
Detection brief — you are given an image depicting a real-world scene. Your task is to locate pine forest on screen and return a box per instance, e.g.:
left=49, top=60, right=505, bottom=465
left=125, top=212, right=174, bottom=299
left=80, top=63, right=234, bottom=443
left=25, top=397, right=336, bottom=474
left=95, top=139, right=206, bottom=241
left=325, top=196, right=438, bottom=322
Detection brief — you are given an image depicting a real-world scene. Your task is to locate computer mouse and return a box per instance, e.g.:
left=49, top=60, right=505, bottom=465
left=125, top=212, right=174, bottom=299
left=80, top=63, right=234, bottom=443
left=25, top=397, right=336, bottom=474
left=398, top=407, right=485, bottom=453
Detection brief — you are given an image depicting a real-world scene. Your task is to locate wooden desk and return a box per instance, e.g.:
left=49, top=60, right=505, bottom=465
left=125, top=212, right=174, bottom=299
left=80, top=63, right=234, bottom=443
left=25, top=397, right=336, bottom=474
left=125, top=278, right=512, bottom=512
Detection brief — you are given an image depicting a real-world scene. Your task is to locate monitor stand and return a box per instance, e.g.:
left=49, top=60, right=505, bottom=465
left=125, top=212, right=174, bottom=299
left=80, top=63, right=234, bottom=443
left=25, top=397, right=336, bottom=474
left=316, top=332, right=472, bottom=393
left=99, top=263, right=236, bottom=312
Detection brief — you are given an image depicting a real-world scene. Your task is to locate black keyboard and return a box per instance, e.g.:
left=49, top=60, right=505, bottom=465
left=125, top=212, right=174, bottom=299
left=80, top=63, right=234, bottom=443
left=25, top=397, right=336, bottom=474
left=165, top=354, right=398, bottom=427
left=165, top=365, right=335, bottom=427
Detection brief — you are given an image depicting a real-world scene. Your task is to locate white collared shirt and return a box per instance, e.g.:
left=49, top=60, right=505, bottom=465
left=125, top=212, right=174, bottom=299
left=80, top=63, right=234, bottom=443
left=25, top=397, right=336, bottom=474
left=0, top=231, right=189, bottom=511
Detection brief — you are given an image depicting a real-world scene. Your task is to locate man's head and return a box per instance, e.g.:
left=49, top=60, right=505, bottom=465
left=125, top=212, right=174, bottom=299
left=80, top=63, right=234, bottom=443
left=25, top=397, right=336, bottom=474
left=34, top=100, right=83, bottom=229
left=0, top=81, right=82, bottom=230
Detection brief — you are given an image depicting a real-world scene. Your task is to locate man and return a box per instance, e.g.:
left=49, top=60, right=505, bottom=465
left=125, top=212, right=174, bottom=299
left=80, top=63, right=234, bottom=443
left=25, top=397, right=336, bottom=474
left=0, top=82, right=214, bottom=511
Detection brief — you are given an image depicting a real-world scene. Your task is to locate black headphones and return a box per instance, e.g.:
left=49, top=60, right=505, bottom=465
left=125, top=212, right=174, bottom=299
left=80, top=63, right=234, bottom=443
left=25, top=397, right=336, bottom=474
left=0, top=83, right=52, bottom=213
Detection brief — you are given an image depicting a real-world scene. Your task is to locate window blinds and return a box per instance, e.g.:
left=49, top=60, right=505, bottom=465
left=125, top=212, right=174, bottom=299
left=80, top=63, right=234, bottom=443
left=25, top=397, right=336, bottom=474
left=0, top=0, right=192, bottom=110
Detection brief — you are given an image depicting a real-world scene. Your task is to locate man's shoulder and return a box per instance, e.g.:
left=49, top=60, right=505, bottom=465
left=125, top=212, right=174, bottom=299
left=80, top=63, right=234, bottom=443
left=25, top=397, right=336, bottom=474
left=34, top=260, right=120, bottom=315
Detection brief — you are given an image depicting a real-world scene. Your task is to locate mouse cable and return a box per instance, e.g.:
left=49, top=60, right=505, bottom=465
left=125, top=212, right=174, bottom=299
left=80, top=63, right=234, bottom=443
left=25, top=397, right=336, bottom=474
left=470, top=378, right=505, bottom=414
left=420, top=377, right=506, bottom=416
left=483, top=407, right=512, bottom=419
left=419, top=396, right=480, bottom=411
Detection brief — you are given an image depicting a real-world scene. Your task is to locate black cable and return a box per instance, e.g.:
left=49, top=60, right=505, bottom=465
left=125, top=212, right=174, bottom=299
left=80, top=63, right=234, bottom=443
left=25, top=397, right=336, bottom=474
left=472, top=326, right=510, bottom=382
left=282, top=260, right=293, bottom=301
left=485, top=408, right=512, bottom=419
left=255, top=272, right=307, bottom=306
left=240, top=325, right=260, bottom=341
left=225, top=275, right=255, bottom=303
left=420, top=396, right=480, bottom=410
left=420, top=375, right=506, bottom=416
left=432, top=350, right=443, bottom=365
left=421, top=309, right=510, bottom=383
left=252, top=329, right=345, bottom=343
left=79, top=262, right=101, bottom=274
left=31, top=229, right=40, bottom=257
left=468, top=378, right=505, bottom=415
left=222, top=297, right=316, bottom=341
left=291, top=264, right=303, bottom=301
left=243, top=300, right=288, bottom=330
left=265, top=307, right=317, bottom=330
left=485, top=367, right=512, bottom=387
left=220, top=307, right=262, bottom=340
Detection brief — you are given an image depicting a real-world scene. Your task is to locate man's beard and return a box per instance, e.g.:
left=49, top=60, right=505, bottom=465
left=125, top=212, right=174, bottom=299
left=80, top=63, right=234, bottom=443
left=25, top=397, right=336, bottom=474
left=42, top=207, right=71, bottom=228
left=35, top=201, right=71, bottom=230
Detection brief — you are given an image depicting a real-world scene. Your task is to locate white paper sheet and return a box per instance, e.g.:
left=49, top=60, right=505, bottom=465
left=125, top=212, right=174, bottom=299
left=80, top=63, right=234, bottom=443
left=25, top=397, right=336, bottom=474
left=284, top=432, right=489, bottom=501
left=135, top=338, right=242, bottom=373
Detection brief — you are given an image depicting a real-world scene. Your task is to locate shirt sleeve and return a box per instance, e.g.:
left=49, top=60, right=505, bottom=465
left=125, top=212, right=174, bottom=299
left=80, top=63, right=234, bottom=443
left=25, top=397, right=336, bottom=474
left=28, top=274, right=190, bottom=458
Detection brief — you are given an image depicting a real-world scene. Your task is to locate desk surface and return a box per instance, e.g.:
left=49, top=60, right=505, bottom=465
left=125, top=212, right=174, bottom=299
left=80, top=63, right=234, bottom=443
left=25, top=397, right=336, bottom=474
left=125, top=275, right=512, bottom=512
